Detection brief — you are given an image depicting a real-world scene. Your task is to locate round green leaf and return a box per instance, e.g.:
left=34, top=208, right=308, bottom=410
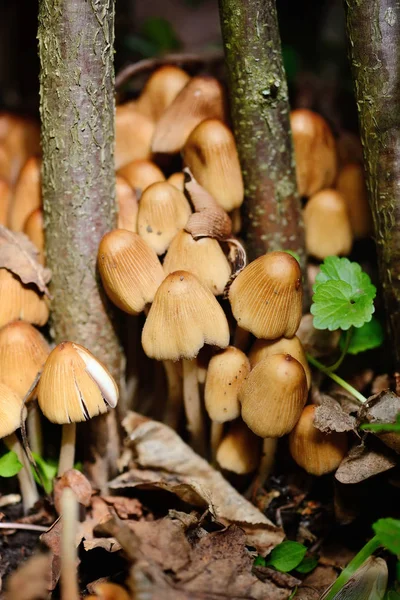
left=266, top=541, right=307, bottom=572
left=0, top=451, right=23, bottom=478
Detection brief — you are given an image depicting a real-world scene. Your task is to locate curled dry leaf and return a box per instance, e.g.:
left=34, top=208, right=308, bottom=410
left=4, top=553, right=52, bottom=600
left=335, top=443, right=396, bottom=484
left=0, top=225, right=51, bottom=296
left=110, top=412, right=284, bottom=554
left=83, top=538, right=122, bottom=553
left=40, top=516, right=83, bottom=589
left=53, top=468, right=93, bottom=514
left=314, top=396, right=357, bottom=433
left=362, top=390, right=400, bottom=453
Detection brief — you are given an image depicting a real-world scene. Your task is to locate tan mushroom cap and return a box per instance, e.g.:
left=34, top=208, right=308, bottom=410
left=183, top=118, right=244, bottom=211
left=290, top=109, right=337, bottom=197
left=0, top=382, right=24, bottom=438
left=115, top=102, right=154, bottom=170
left=216, top=420, right=261, bottom=474
left=135, top=65, right=191, bottom=122
left=304, top=189, right=353, bottom=259
left=118, top=159, right=165, bottom=196
left=9, top=157, right=41, bottom=232
left=142, top=270, right=230, bottom=361
left=205, top=346, right=250, bottom=422
left=289, top=404, right=348, bottom=476
left=23, top=208, right=45, bottom=264
left=0, top=269, right=49, bottom=328
left=98, top=229, right=165, bottom=315
left=229, top=251, right=303, bottom=339
left=336, top=163, right=372, bottom=239
left=116, top=176, right=138, bottom=233
left=37, top=342, right=119, bottom=424
left=239, top=354, right=308, bottom=438
left=168, top=172, right=185, bottom=192
left=0, top=178, right=11, bottom=226
left=151, top=76, right=226, bottom=154
left=0, top=321, right=50, bottom=398
left=249, top=336, right=311, bottom=389
left=163, top=230, right=231, bottom=295
left=137, top=182, right=192, bottom=255
left=0, top=114, right=40, bottom=185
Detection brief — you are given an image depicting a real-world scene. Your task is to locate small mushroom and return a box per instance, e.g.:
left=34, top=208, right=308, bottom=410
left=23, top=208, right=45, bottom=264
left=135, top=65, right=191, bottom=122
left=289, top=404, right=348, bottom=475
left=116, top=175, right=138, bottom=233
left=304, top=189, right=353, bottom=259
left=9, top=157, right=41, bottom=232
left=86, top=582, right=131, bottom=600
left=229, top=251, right=303, bottom=339
left=336, top=162, right=372, bottom=239
left=0, top=269, right=49, bottom=328
left=115, top=102, right=154, bottom=170
left=183, top=118, right=244, bottom=211
left=118, top=159, right=165, bottom=196
left=216, top=420, right=261, bottom=475
left=37, top=342, right=119, bottom=476
left=0, top=178, right=11, bottom=226
left=167, top=172, right=185, bottom=192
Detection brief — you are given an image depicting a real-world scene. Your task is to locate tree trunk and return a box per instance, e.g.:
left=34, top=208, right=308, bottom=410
left=344, top=0, right=400, bottom=368
left=218, top=0, right=306, bottom=270
left=38, top=0, right=123, bottom=485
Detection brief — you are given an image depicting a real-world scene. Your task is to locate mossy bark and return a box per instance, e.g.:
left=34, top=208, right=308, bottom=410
left=344, top=1, right=400, bottom=368
left=38, top=0, right=122, bottom=483
left=218, top=0, right=306, bottom=269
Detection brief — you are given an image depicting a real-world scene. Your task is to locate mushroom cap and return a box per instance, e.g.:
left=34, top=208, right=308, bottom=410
left=142, top=270, right=230, bottom=361
left=205, top=346, right=250, bottom=422
left=336, top=163, right=372, bottom=239
left=137, top=182, right=192, bottom=255
left=118, top=160, right=165, bottom=196
left=289, top=404, right=348, bottom=475
left=239, top=353, right=308, bottom=438
left=216, top=421, right=261, bottom=474
left=249, top=336, right=311, bottom=389
left=0, top=320, right=50, bottom=398
left=0, top=382, right=24, bottom=438
left=0, top=178, right=11, bottom=226
left=9, top=156, right=41, bottom=232
left=98, top=229, right=165, bottom=315
left=229, top=251, right=303, bottom=339
left=116, top=176, right=138, bottom=233
left=115, top=102, right=154, bottom=170
left=183, top=118, right=244, bottom=212
left=151, top=76, right=226, bottom=154
left=23, top=208, right=45, bottom=264
left=0, top=269, right=49, bottom=328
left=163, top=230, right=231, bottom=295
left=304, top=189, right=353, bottom=260
left=135, top=65, right=191, bottom=122
left=37, top=342, right=119, bottom=424
left=167, top=172, right=185, bottom=192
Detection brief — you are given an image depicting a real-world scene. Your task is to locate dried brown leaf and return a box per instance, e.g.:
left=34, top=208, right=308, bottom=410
left=335, top=443, right=396, bottom=484
left=103, top=496, right=143, bottom=520
left=53, top=469, right=93, bottom=514
left=111, top=412, right=284, bottom=554
left=40, top=515, right=83, bottom=589
left=314, top=396, right=357, bottom=433
left=83, top=538, right=122, bottom=553
left=0, top=225, right=51, bottom=295
left=4, top=553, right=52, bottom=600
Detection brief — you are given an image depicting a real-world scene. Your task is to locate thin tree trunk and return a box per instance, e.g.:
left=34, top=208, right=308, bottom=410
left=218, top=0, right=306, bottom=270
left=38, top=0, right=123, bottom=486
left=344, top=0, right=400, bottom=368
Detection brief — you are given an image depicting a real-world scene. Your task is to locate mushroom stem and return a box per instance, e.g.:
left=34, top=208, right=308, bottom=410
left=27, top=403, right=43, bottom=456
left=60, top=488, right=80, bottom=600
left=210, top=421, right=224, bottom=462
left=182, top=358, right=205, bottom=456
left=163, top=360, right=183, bottom=429
left=4, top=432, right=39, bottom=514
left=58, top=423, right=77, bottom=477
left=258, top=437, right=278, bottom=488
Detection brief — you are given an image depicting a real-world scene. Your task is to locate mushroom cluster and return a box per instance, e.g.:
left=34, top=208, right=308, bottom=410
left=97, top=66, right=348, bottom=478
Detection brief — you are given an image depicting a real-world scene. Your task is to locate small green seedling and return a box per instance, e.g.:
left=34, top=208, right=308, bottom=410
left=0, top=450, right=22, bottom=478
left=254, top=540, right=317, bottom=575
left=32, top=453, right=58, bottom=494
left=308, top=257, right=383, bottom=404
left=362, top=413, right=400, bottom=434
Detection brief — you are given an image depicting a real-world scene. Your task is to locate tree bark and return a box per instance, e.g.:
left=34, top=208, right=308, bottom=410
left=218, top=0, right=306, bottom=269
left=344, top=0, right=400, bottom=368
left=38, top=0, right=123, bottom=484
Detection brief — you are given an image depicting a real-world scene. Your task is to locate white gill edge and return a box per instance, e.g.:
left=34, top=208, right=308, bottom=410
left=74, top=345, right=119, bottom=408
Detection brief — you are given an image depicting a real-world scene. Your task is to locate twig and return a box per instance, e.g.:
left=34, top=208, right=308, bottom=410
left=115, top=51, right=224, bottom=89
left=0, top=522, right=49, bottom=532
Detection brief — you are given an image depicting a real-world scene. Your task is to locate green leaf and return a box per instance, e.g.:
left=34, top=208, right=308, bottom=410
left=373, top=519, right=400, bottom=556
left=0, top=451, right=23, bottom=477
left=385, top=591, right=400, bottom=600
left=340, top=317, right=384, bottom=354
left=254, top=555, right=266, bottom=567
left=361, top=413, right=400, bottom=433
left=282, top=249, right=301, bottom=264
left=396, top=560, right=400, bottom=581
left=141, top=18, right=181, bottom=53
left=32, top=453, right=57, bottom=494
left=295, top=556, right=318, bottom=574
left=266, top=541, right=307, bottom=573
left=314, top=257, right=376, bottom=297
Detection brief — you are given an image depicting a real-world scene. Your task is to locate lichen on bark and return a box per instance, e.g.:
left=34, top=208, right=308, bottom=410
left=38, top=0, right=122, bottom=482
left=344, top=0, right=400, bottom=368
left=218, top=0, right=306, bottom=269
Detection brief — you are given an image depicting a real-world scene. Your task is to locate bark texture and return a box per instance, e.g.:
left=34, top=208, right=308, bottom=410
left=218, top=0, right=306, bottom=268
left=344, top=0, right=400, bottom=368
left=38, top=0, right=122, bottom=481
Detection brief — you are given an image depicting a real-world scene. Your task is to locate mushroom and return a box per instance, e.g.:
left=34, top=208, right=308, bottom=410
left=167, top=172, right=185, bottom=192
left=135, top=65, right=191, bottom=122
left=151, top=76, right=226, bottom=154
left=289, top=404, right=348, bottom=475
left=290, top=109, right=337, bottom=197
left=23, top=208, right=45, bottom=264
left=86, top=582, right=131, bottom=600
left=183, top=118, right=244, bottom=211
left=0, top=382, right=39, bottom=512
left=216, top=420, right=261, bottom=475
left=229, top=251, right=303, bottom=339
left=115, top=102, right=154, bottom=170
left=0, top=114, right=40, bottom=185
left=60, top=488, right=79, bottom=600
left=0, top=269, right=49, bottom=328
left=137, top=182, right=192, bottom=255
left=0, top=178, right=11, bottom=226
left=249, top=336, right=311, bottom=389
left=304, top=189, right=353, bottom=259
left=37, top=342, right=119, bottom=475
left=9, top=156, right=41, bottom=232
left=336, top=162, right=373, bottom=239
left=142, top=270, right=230, bottom=454
left=118, top=159, right=165, bottom=197
left=116, top=176, right=138, bottom=233
left=163, top=230, right=231, bottom=296
left=204, top=346, right=250, bottom=457
left=239, top=354, right=308, bottom=437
